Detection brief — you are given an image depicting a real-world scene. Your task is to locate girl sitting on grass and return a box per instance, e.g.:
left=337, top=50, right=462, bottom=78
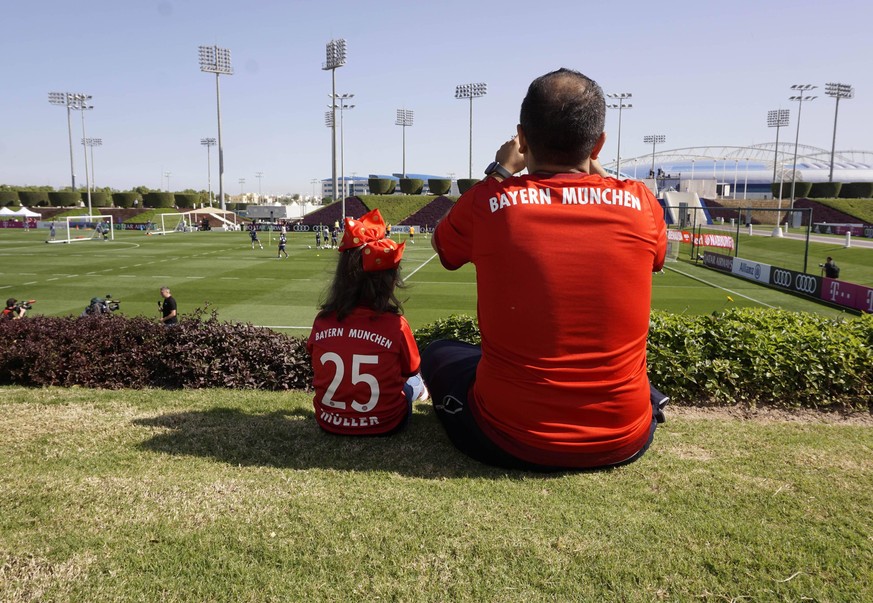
left=307, top=208, right=427, bottom=436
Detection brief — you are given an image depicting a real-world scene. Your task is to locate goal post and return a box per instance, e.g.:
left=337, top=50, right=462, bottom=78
left=153, top=212, right=189, bottom=235
left=49, top=215, right=114, bottom=244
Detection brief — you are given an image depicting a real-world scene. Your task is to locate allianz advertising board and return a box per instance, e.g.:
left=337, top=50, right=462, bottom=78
left=731, top=258, right=771, bottom=284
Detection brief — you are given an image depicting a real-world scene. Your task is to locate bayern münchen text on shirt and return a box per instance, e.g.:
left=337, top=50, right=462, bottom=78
left=489, top=186, right=643, bottom=213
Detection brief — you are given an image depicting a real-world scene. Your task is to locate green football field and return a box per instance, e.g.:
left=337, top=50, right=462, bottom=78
left=0, top=227, right=864, bottom=333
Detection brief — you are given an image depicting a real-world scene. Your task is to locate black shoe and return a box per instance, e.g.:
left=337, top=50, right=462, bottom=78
left=654, top=396, right=669, bottom=424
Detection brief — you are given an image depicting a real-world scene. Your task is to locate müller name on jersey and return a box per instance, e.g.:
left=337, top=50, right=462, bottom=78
left=312, top=327, right=393, bottom=349
left=488, top=186, right=643, bottom=213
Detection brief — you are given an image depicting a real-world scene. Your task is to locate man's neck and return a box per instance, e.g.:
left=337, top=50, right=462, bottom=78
left=526, top=158, right=591, bottom=175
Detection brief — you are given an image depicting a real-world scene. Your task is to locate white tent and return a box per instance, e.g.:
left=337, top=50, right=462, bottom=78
left=0, top=207, right=15, bottom=216
left=12, top=207, right=41, bottom=218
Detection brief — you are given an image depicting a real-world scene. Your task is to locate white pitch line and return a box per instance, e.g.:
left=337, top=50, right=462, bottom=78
left=259, top=325, right=312, bottom=330
left=404, top=253, right=440, bottom=281
left=664, top=265, right=776, bottom=308
left=22, top=281, right=37, bottom=285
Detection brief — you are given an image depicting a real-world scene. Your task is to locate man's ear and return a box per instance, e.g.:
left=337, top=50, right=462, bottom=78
left=516, top=124, right=528, bottom=154
left=590, top=131, right=606, bottom=160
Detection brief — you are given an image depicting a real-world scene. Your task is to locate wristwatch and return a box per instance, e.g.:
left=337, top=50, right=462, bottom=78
left=484, top=161, right=513, bottom=180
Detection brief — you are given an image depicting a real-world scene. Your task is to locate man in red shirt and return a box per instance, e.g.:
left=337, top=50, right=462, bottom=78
left=422, top=68, right=668, bottom=471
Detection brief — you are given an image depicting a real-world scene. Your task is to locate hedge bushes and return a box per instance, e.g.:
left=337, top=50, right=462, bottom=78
left=772, top=181, right=813, bottom=198
left=112, top=192, right=141, bottom=208
left=809, top=182, right=842, bottom=198
left=428, top=179, right=452, bottom=195
left=399, top=178, right=424, bottom=195
left=368, top=178, right=396, bottom=195
left=18, top=191, right=50, bottom=207
left=87, top=192, right=111, bottom=207
left=0, top=191, right=19, bottom=206
left=2, top=308, right=870, bottom=408
left=174, top=193, right=200, bottom=209
left=0, top=312, right=311, bottom=390
left=142, top=192, right=176, bottom=208
left=839, top=182, right=873, bottom=199
left=48, top=192, right=81, bottom=207
left=457, top=179, right=479, bottom=194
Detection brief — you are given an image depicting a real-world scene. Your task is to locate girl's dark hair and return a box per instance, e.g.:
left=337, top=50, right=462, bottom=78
left=319, top=247, right=405, bottom=321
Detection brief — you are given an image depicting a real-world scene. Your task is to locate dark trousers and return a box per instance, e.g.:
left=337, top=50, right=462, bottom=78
left=420, top=340, right=666, bottom=472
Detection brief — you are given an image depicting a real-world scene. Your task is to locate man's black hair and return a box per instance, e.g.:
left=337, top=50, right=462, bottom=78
left=519, top=68, right=606, bottom=166
left=319, top=247, right=405, bottom=321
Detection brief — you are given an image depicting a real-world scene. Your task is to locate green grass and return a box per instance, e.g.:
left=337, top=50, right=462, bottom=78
left=0, top=228, right=866, bottom=336
left=1, top=387, right=871, bottom=601
left=812, top=198, right=873, bottom=224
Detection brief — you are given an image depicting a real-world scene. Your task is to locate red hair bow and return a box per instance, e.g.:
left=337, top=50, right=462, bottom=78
left=339, top=208, right=405, bottom=272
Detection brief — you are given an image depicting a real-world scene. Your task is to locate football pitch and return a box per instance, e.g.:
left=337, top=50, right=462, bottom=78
left=0, top=227, right=864, bottom=332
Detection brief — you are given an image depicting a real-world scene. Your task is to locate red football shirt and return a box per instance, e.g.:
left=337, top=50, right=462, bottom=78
left=307, top=307, right=420, bottom=435
left=434, top=172, right=667, bottom=467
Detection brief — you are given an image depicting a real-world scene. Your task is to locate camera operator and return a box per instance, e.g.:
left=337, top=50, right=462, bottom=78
left=820, top=256, right=840, bottom=279
left=3, top=298, right=27, bottom=320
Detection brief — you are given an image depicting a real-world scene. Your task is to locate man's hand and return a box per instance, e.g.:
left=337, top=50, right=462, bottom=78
left=494, top=137, right=525, bottom=175
left=589, top=158, right=609, bottom=177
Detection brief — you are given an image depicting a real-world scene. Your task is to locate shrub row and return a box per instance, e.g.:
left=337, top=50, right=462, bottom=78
left=771, top=181, right=873, bottom=199
left=0, top=312, right=311, bottom=390
left=2, top=191, right=211, bottom=209
left=414, top=310, right=873, bottom=409
left=2, top=309, right=870, bottom=408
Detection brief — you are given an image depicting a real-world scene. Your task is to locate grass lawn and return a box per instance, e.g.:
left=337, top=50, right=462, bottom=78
left=1, top=387, right=871, bottom=601
left=0, top=227, right=867, bottom=335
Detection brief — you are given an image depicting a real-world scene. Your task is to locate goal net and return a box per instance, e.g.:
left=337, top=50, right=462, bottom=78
left=49, top=215, right=114, bottom=244
left=153, top=212, right=190, bottom=235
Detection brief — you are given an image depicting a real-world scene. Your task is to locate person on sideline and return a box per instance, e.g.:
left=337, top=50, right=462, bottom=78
left=422, top=68, right=668, bottom=471
left=307, top=208, right=427, bottom=437
left=277, top=232, right=288, bottom=258
left=158, top=287, right=178, bottom=326
left=821, top=256, right=840, bottom=279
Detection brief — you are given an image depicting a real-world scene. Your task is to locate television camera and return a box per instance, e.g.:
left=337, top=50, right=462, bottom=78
left=82, top=294, right=121, bottom=316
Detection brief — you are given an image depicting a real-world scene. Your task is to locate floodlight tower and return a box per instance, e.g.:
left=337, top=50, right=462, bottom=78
left=396, top=109, right=414, bottom=178
left=164, top=171, right=172, bottom=192
left=199, top=44, right=233, bottom=211
left=455, top=82, right=487, bottom=179
left=255, top=171, right=264, bottom=202
left=322, top=38, right=347, bottom=206
left=326, top=94, right=355, bottom=216
left=70, top=94, right=94, bottom=215
left=48, top=92, right=81, bottom=191
left=788, top=84, right=817, bottom=207
left=200, top=138, right=216, bottom=206
left=767, top=109, right=790, bottom=183
left=825, top=82, right=854, bottom=183
left=82, top=138, right=102, bottom=189
left=238, top=177, right=246, bottom=198
left=643, top=134, right=665, bottom=176
left=606, top=93, right=632, bottom=177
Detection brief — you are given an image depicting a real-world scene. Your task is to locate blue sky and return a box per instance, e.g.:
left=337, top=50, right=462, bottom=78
left=1, top=0, right=870, bottom=196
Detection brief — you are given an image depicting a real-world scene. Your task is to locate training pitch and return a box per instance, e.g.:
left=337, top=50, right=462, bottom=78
left=0, top=227, right=864, bottom=333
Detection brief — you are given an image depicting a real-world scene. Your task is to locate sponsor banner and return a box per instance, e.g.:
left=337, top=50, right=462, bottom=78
left=699, top=233, right=735, bottom=250
left=769, top=267, right=822, bottom=297
left=821, top=278, right=873, bottom=314
left=703, top=251, right=734, bottom=272
left=732, top=257, right=771, bottom=284
left=668, top=230, right=735, bottom=249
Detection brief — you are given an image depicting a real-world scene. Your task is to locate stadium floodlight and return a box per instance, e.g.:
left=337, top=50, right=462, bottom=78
left=164, top=171, right=172, bottom=192
left=606, top=93, right=632, bottom=178
left=255, top=171, right=264, bottom=202
left=643, top=134, right=666, bottom=176
left=199, top=44, right=233, bottom=211
left=767, top=109, right=790, bottom=184
left=396, top=109, right=414, bottom=178
left=322, top=38, right=347, bottom=212
left=327, top=94, right=355, bottom=217
left=48, top=92, right=83, bottom=191
left=825, top=82, right=854, bottom=183
left=788, top=84, right=817, bottom=207
left=201, top=138, right=216, bottom=206
left=455, top=82, right=488, bottom=179
left=239, top=177, right=246, bottom=198
left=82, top=138, right=102, bottom=190
left=65, top=94, right=95, bottom=215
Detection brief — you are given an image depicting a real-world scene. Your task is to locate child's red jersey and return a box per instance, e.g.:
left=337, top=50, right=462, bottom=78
left=307, top=307, right=420, bottom=435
